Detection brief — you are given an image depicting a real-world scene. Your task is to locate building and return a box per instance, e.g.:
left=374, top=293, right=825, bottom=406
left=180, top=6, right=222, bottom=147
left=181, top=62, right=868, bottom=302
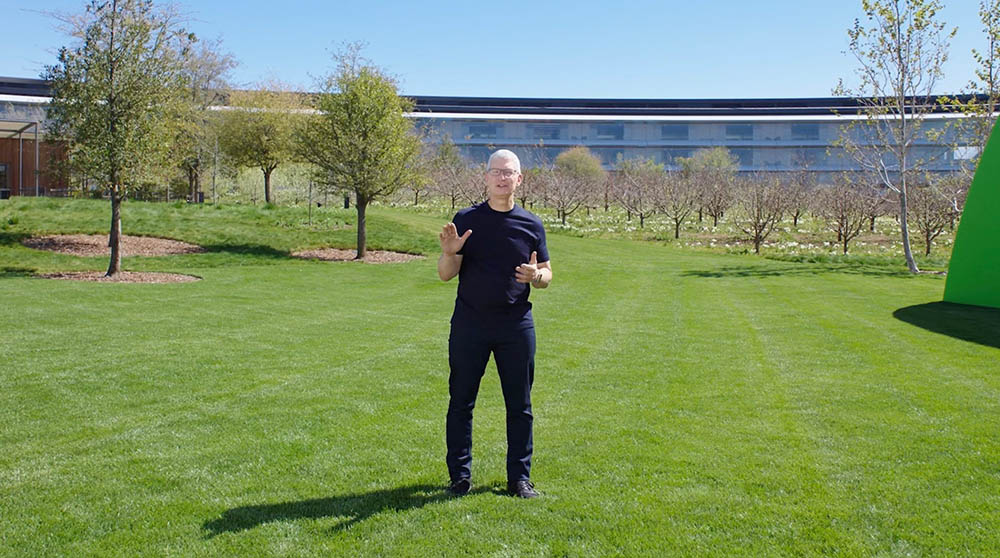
left=409, top=95, right=979, bottom=182
left=0, top=76, right=980, bottom=197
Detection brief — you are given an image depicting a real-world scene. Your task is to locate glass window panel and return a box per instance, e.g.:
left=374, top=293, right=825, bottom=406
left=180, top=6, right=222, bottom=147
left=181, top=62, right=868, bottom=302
left=661, top=124, right=689, bottom=140
left=725, top=124, right=754, bottom=140
left=791, top=123, right=820, bottom=140
left=593, top=123, right=624, bottom=140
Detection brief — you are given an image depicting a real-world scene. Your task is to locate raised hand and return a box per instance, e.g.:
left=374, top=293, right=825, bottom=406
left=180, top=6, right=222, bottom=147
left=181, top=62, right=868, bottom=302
left=514, top=251, right=539, bottom=284
left=439, top=222, right=472, bottom=256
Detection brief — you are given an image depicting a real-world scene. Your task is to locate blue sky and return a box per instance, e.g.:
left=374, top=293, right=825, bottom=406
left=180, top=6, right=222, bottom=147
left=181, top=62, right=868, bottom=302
left=2, top=0, right=987, bottom=99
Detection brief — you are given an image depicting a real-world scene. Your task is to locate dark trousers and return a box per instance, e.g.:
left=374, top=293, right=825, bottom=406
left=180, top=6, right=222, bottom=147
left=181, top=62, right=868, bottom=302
left=446, top=315, right=535, bottom=483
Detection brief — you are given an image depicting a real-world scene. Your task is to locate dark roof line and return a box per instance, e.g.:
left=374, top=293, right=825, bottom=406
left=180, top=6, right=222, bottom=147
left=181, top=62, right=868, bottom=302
left=1, top=76, right=982, bottom=116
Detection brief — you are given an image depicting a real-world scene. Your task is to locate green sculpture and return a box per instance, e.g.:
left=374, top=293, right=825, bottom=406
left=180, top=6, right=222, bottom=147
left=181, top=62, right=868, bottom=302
left=944, top=118, right=1000, bottom=309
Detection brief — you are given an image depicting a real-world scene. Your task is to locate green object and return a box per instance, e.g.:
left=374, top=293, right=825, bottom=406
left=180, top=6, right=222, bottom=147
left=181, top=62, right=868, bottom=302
left=944, top=119, right=1000, bottom=308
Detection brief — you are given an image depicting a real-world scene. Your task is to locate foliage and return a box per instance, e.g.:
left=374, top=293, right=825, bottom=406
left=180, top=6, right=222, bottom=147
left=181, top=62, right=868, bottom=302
left=42, top=0, right=195, bottom=275
left=297, top=45, right=423, bottom=258
left=218, top=83, right=303, bottom=204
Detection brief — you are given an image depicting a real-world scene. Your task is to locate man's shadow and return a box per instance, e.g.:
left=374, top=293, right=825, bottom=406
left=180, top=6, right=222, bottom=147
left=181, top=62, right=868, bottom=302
left=893, top=301, right=1000, bottom=350
left=203, top=483, right=489, bottom=537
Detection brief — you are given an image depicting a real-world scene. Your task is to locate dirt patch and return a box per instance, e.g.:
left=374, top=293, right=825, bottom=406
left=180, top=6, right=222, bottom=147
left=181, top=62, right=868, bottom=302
left=23, top=234, right=205, bottom=257
left=37, top=271, right=200, bottom=283
left=292, top=248, right=424, bottom=264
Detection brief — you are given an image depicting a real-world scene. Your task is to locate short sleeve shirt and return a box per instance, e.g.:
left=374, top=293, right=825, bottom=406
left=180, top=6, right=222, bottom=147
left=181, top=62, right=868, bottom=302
left=453, top=202, right=549, bottom=318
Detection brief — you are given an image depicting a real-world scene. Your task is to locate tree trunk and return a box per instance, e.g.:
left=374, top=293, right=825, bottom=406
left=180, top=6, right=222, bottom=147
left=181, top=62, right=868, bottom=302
left=843, top=236, right=849, bottom=255
left=870, top=215, right=876, bottom=233
left=355, top=190, right=368, bottom=259
left=561, top=210, right=566, bottom=225
left=639, top=213, right=645, bottom=228
left=106, top=189, right=123, bottom=277
left=414, top=190, right=419, bottom=205
left=263, top=167, right=273, bottom=204
left=712, top=214, right=718, bottom=227
left=899, top=188, right=919, bottom=273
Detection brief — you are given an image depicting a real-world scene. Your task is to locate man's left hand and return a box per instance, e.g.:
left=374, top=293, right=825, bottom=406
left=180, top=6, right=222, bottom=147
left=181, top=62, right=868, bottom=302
left=515, top=251, right=540, bottom=284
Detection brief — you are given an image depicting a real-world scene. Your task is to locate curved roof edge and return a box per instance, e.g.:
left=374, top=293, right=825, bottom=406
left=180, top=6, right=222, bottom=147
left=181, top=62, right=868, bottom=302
left=1, top=75, right=983, bottom=116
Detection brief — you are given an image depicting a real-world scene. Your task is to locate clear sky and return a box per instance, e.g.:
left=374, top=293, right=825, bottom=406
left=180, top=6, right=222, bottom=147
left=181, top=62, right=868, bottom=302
left=1, top=0, right=987, bottom=99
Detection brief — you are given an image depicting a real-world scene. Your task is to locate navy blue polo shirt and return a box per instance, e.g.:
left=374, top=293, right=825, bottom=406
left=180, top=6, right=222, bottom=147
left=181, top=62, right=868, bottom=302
left=452, top=202, right=549, bottom=321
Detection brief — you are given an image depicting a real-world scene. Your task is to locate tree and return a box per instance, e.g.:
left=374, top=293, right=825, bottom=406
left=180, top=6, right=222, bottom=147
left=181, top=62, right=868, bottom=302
left=612, top=157, right=662, bottom=229
left=43, top=0, right=193, bottom=276
left=297, top=46, right=423, bottom=259
left=218, top=83, right=301, bottom=204
left=173, top=38, right=236, bottom=203
left=908, top=174, right=960, bottom=255
left=429, top=137, right=481, bottom=210
left=679, top=147, right=737, bottom=227
left=658, top=171, right=698, bottom=239
left=834, top=0, right=955, bottom=272
left=784, top=167, right=816, bottom=228
left=548, top=146, right=605, bottom=225
left=733, top=175, right=785, bottom=254
left=818, top=175, right=869, bottom=254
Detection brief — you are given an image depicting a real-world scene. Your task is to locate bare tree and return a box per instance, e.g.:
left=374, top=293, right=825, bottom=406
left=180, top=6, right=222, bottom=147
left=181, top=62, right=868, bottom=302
left=908, top=174, right=961, bottom=255
left=427, top=137, right=481, bottom=210
left=784, top=168, right=815, bottom=227
left=658, top=171, right=698, bottom=239
left=834, top=0, right=956, bottom=272
left=679, top=147, right=737, bottom=227
left=733, top=175, right=785, bottom=254
left=818, top=174, right=869, bottom=254
left=546, top=146, right=605, bottom=225
left=612, top=157, right=662, bottom=229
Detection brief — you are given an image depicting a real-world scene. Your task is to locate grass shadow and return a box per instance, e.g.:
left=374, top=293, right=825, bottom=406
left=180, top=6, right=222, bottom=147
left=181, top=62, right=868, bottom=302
left=893, top=302, right=1000, bottom=350
left=681, top=264, right=916, bottom=279
left=0, top=231, right=31, bottom=246
left=203, top=483, right=487, bottom=537
left=0, top=266, right=36, bottom=278
left=198, top=243, right=290, bottom=259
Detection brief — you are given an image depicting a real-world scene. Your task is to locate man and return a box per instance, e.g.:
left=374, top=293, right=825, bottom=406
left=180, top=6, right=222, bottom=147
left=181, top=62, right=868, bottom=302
left=438, top=149, right=552, bottom=499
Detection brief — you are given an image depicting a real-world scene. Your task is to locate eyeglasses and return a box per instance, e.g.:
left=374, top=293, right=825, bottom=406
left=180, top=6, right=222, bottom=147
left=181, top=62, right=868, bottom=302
left=487, top=168, right=519, bottom=178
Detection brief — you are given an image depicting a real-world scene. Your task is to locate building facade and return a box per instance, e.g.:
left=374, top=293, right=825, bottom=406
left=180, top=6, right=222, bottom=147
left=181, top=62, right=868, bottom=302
left=0, top=76, right=981, bottom=197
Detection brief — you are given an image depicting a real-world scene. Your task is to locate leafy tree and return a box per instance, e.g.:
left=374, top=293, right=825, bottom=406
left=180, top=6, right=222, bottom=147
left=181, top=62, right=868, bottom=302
left=679, top=147, right=736, bottom=227
left=218, top=83, right=302, bottom=204
left=733, top=175, right=785, bottom=254
left=834, top=0, right=955, bottom=272
left=297, top=47, right=423, bottom=258
left=43, top=0, right=193, bottom=276
left=548, top=146, right=605, bottom=225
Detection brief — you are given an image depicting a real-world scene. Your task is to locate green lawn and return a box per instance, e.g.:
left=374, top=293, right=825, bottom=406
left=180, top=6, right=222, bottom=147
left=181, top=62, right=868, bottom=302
left=1, top=198, right=998, bottom=557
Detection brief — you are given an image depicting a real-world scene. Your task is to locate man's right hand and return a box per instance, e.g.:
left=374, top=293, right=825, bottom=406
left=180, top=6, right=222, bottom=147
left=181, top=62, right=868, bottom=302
left=439, top=223, right=472, bottom=256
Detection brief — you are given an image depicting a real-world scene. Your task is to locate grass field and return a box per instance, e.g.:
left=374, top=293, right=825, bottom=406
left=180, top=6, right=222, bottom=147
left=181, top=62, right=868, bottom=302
left=1, top=198, right=998, bottom=557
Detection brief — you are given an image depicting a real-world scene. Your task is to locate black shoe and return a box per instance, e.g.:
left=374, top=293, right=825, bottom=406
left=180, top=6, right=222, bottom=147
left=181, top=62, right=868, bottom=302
left=507, top=480, right=538, bottom=499
left=449, top=478, right=471, bottom=496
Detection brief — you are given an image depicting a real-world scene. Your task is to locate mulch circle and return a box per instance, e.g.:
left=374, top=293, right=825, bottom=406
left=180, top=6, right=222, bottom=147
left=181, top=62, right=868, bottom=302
left=37, top=271, right=200, bottom=283
left=292, top=248, right=424, bottom=264
left=22, top=234, right=204, bottom=257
